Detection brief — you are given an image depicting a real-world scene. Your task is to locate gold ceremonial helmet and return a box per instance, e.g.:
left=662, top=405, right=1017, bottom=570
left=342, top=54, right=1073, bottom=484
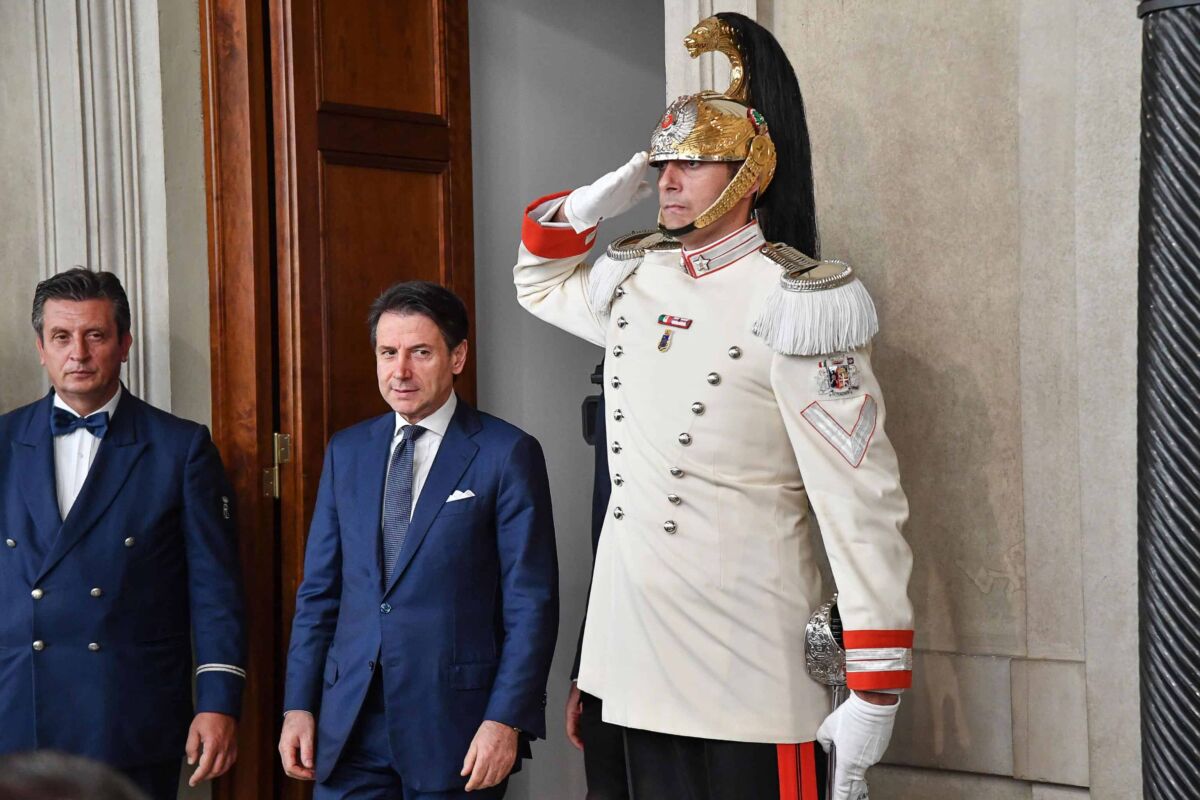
left=649, top=16, right=777, bottom=232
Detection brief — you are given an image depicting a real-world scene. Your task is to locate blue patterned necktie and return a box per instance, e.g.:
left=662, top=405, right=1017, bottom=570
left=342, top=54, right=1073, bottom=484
left=50, top=407, right=109, bottom=439
left=382, top=424, right=426, bottom=582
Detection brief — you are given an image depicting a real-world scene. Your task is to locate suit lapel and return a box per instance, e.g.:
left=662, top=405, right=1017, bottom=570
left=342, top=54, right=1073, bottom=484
left=383, top=401, right=480, bottom=596
left=37, top=393, right=148, bottom=580
left=13, top=394, right=62, bottom=565
left=355, top=413, right=395, bottom=593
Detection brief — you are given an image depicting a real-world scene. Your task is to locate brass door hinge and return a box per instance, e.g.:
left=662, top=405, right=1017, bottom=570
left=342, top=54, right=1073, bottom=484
left=263, top=432, right=292, bottom=498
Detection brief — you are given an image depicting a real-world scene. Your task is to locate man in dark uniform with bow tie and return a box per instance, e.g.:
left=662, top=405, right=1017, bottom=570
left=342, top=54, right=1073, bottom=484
left=0, top=268, right=247, bottom=799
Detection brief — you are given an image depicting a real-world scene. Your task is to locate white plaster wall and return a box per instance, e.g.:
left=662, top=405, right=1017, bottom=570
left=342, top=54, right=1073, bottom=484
left=468, top=2, right=664, bottom=797
left=0, top=2, right=46, bottom=411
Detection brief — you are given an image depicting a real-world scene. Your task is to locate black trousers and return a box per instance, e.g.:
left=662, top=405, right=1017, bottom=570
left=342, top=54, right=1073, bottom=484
left=622, top=726, right=827, bottom=800
left=579, top=691, right=630, bottom=800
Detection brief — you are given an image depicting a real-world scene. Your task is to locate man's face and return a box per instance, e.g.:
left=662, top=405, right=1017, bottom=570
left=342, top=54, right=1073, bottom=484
left=375, top=311, right=467, bottom=423
left=35, top=298, right=132, bottom=414
left=656, top=160, right=738, bottom=230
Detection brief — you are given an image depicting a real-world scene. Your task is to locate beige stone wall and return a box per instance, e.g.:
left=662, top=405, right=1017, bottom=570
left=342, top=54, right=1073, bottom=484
left=753, top=2, right=1141, bottom=797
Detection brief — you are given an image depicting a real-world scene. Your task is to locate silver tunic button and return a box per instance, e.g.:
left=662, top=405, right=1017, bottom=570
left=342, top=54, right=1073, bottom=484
left=613, top=507, right=625, bottom=520
left=728, top=346, right=743, bottom=359
left=691, top=402, right=705, bottom=415
left=611, top=442, right=622, bottom=454
left=612, top=345, right=624, bottom=357
left=90, top=587, right=103, bottom=598
left=32, top=640, right=44, bottom=652
left=88, top=642, right=101, bottom=652
left=5, top=538, right=15, bottom=548
left=678, top=433, right=692, bottom=446
left=669, top=467, right=684, bottom=478
left=615, top=287, right=626, bottom=298
left=663, top=521, right=677, bottom=534
left=31, top=588, right=43, bottom=600
left=610, top=377, right=622, bottom=389
left=706, top=372, right=721, bottom=386
left=667, top=494, right=681, bottom=505
left=124, top=537, right=135, bottom=547
left=614, top=474, right=625, bottom=486
left=617, top=316, right=628, bottom=328
left=613, top=409, right=624, bottom=421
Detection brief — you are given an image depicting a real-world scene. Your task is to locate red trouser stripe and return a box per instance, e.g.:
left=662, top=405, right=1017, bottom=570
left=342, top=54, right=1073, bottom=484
left=776, top=742, right=818, bottom=799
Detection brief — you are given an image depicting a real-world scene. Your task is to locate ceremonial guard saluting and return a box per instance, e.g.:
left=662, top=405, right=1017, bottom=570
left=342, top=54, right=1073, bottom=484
left=514, top=15, right=913, bottom=800
left=0, top=269, right=246, bottom=799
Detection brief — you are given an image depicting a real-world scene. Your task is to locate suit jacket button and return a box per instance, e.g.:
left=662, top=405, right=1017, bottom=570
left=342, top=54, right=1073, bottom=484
left=380, top=603, right=392, bottom=614
left=368, top=660, right=375, bottom=671
left=31, top=588, right=43, bottom=600
left=32, top=640, right=44, bottom=652
left=5, top=538, right=15, bottom=548
left=90, top=587, right=103, bottom=598
left=88, top=642, right=101, bottom=652
left=124, top=537, right=135, bottom=547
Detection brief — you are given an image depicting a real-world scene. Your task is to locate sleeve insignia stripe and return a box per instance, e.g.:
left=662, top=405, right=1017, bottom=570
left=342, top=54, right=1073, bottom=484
left=801, top=395, right=878, bottom=468
left=196, top=663, right=247, bottom=679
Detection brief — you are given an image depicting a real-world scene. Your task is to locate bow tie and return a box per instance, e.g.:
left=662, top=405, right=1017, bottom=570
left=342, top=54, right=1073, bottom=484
left=50, top=407, right=110, bottom=439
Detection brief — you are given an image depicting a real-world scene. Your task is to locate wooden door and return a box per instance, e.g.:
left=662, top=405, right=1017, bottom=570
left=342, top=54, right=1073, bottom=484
left=201, top=1, right=475, bottom=797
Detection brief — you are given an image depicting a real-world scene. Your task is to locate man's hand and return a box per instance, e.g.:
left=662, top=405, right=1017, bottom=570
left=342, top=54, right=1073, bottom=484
left=278, top=710, right=316, bottom=781
left=185, top=712, right=238, bottom=787
left=565, top=682, right=584, bottom=751
left=556, top=152, right=654, bottom=232
left=815, top=692, right=900, bottom=800
left=460, top=719, right=518, bottom=791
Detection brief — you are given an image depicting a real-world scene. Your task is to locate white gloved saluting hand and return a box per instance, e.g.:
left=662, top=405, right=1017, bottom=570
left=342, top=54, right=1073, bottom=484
left=815, top=692, right=900, bottom=800
left=562, top=151, right=654, bottom=233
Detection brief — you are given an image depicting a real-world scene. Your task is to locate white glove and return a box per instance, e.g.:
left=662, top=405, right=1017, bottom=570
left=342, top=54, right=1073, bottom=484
left=815, top=692, right=899, bottom=800
left=562, top=151, right=654, bottom=233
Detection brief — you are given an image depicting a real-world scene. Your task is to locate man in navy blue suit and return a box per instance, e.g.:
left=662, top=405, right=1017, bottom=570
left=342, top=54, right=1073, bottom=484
left=279, top=281, right=559, bottom=799
left=0, top=268, right=247, bottom=799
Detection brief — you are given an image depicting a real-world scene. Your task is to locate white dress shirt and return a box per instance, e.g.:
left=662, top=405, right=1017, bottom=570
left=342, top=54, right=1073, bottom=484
left=382, top=391, right=457, bottom=523
left=53, top=386, right=122, bottom=520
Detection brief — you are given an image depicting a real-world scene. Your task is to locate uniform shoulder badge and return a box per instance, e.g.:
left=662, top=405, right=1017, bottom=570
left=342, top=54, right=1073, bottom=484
left=752, top=242, right=880, bottom=357
left=605, top=229, right=680, bottom=261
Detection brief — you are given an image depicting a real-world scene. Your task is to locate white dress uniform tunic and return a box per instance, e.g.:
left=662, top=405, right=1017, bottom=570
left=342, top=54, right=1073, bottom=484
left=515, top=192, right=914, bottom=744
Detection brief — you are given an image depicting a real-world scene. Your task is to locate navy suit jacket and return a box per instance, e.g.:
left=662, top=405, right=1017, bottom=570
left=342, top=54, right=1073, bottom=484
left=0, top=390, right=247, bottom=767
left=284, top=398, right=559, bottom=790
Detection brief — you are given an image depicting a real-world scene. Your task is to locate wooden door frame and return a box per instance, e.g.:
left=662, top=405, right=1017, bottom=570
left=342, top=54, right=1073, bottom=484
left=198, top=0, right=278, bottom=797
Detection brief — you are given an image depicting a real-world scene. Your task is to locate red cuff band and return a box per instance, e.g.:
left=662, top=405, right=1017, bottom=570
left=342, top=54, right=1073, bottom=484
left=521, top=191, right=598, bottom=259
left=847, top=670, right=913, bottom=691
left=843, top=630, right=914, bottom=649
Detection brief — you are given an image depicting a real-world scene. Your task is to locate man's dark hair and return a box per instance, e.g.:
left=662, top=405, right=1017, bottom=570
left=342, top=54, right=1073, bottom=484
left=31, top=267, right=132, bottom=339
left=0, top=751, right=148, bottom=800
left=368, top=280, right=469, bottom=351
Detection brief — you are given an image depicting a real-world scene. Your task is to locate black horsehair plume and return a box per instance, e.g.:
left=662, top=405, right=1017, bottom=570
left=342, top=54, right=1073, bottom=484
left=715, top=12, right=820, bottom=258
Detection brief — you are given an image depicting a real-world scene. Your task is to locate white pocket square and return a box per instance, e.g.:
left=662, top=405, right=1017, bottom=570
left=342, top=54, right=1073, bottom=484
left=446, top=489, right=475, bottom=503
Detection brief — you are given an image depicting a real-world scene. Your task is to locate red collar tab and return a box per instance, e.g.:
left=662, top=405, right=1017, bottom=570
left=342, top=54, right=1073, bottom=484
left=680, top=222, right=766, bottom=279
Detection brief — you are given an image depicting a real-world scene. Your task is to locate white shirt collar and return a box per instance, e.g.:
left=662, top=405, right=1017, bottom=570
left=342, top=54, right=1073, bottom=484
left=394, top=391, right=457, bottom=439
left=53, top=384, right=123, bottom=419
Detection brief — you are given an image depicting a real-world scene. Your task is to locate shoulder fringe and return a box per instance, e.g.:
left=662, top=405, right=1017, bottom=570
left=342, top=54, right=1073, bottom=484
left=586, top=257, right=639, bottom=318
left=752, top=262, right=880, bottom=356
